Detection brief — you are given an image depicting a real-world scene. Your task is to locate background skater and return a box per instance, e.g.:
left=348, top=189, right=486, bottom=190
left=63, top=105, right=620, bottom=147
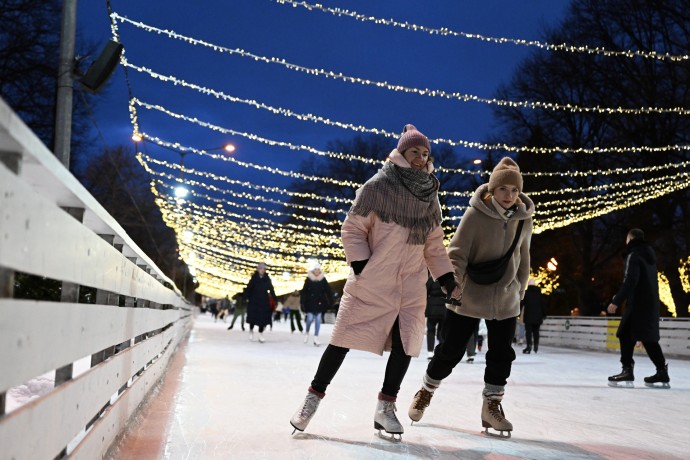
left=607, top=228, right=670, bottom=388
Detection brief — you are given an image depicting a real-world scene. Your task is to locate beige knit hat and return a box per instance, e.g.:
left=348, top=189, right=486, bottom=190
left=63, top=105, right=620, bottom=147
left=488, top=157, right=523, bottom=192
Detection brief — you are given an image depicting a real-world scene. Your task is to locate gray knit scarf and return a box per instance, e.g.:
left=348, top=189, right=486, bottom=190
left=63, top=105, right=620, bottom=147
left=349, top=162, right=442, bottom=245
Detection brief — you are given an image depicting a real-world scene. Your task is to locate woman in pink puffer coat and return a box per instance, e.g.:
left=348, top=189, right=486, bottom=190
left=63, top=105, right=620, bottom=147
left=290, top=124, right=455, bottom=440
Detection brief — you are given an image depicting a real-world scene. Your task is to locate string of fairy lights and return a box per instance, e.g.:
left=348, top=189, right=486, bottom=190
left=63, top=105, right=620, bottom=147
left=112, top=13, right=690, bottom=116
left=272, top=0, right=690, bottom=62
left=110, top=5, right=690, bottom=311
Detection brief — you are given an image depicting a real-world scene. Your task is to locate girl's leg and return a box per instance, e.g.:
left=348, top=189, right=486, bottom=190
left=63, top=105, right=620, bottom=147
left=427, top=311, right=478, bottom=381
left=484, top=317, right=517, bottom=386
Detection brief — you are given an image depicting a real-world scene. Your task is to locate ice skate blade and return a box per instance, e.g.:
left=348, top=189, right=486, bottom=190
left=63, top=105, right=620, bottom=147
left=290, top=422, right=304, bottom=435
left=375, top=429, right=402, bottom=442
left=644, top=382, right=671, bottom=389
left=608, top=381, right=634, bottom=388
left=482, top=426, right=511, bottom=438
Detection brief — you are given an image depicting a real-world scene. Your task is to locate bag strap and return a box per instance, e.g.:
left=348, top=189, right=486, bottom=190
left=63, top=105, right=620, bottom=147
left=503, top=219, right=524, bottom=261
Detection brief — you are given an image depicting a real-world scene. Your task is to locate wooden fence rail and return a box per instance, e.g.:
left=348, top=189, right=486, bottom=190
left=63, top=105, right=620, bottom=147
left=0, top=96, right=192, bottom=459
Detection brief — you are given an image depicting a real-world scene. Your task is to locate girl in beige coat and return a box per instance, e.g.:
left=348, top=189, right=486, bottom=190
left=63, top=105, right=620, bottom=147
left=408, top=157, right=534, bottom=438
left=290, top=125, right=455, bottom=440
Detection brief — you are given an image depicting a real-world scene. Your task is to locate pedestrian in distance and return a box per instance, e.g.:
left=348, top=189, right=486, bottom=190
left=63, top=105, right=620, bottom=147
left=522, top=278, right=545, bottom=354
left=245, top=262, right=277, bottom=343
left=425, top=274, right=447, bottom=361
left=607, top=228, right=670, bottom=388
left=301, top=262, right=333, bottom=347
left=227, top=289, right=247, bottom=331
left=283, top=290, right=304, bottom=334
left=290, top=124, right=455, bottom=441
left=408, top=156, right=534, bottom=438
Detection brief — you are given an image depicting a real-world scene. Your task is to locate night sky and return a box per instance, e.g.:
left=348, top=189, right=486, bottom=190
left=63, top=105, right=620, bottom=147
left=74, top=0, right=571, bottom=295
left=77, top=0, right=570, bottom=180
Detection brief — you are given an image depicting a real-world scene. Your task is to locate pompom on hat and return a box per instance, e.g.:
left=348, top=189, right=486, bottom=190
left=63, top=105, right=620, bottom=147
left=488, top=157, right=523, bottom=192
left=397, top=124, right=431, bottom=153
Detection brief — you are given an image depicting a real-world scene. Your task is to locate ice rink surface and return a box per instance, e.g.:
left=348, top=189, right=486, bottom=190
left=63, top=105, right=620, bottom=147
left=111, top=313, right=690, bottom=460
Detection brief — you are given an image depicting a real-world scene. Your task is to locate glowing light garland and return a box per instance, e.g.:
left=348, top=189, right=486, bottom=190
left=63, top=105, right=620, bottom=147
left=112, top=13, right=690, bottom=116
left=135, top=99, right=690, bottom=178
left=273, top=0, right=690, bottom=63
left=112, top=8, right=690, bottom=299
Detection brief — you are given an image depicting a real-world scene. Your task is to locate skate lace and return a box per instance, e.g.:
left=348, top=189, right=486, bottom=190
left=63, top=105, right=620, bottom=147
left=298, top=394, right=319, bottom=419
left=380, top=401, right=398, bottom=419
left=412, top=389, right=433, bottom=410
left=487, top=400, right=505, bottom=421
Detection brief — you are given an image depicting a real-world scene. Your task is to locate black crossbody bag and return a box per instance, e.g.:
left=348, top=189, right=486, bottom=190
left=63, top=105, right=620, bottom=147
left=466, top=220, right=524, bottom=285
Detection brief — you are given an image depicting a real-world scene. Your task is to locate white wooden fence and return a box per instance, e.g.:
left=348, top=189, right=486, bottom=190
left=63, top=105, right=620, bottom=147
left=0, top=96, right=193, bottom=459
left=541, top=316, right=690, bottom=358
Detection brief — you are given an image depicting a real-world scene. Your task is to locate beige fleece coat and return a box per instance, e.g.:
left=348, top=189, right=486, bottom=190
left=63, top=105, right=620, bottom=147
left=446, top=184, right=534, bottom=320
left=329, top=151, right=454, bottom=357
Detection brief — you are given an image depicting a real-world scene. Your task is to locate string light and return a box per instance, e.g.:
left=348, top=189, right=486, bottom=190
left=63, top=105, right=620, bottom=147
left=125, top=70, right=690, bottom=156
left=112, top=14, right=690, bottom=116
left=273, top=0, right=690, bottom=63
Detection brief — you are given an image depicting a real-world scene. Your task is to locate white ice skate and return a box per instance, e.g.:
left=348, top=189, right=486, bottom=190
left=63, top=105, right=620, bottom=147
left=258, top=333, right=265, bottom=343
left=290, top=392, right=322, bottom=434
left=374, top=399, right=403, bottom=442
left=304, top=332, right=309, bottom=344
left=249, top=331, right=254, bottom=341
left=313, top=337, right=320, bottom=347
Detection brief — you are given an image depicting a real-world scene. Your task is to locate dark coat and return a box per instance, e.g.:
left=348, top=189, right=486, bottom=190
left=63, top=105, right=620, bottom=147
left=245, top=272, right=276, bottom=327
left=522, top=285, right=545, bottom=325
left=612, top=239, right=660, bottom=342
left=301, top=274, right=333, bottom=314
left=425, top=276, right=447, bottom=320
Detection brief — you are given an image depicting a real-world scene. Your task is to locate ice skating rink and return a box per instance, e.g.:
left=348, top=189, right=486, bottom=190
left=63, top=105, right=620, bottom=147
left=110, top=313, right=690, bottom=460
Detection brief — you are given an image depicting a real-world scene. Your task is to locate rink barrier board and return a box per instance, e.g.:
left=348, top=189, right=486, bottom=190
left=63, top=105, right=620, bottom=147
left=541, top=317, right=690, bottom=358
left=0, top=96, right=192, bottom=459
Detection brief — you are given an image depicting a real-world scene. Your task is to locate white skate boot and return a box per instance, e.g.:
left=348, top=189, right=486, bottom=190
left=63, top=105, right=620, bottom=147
left=258, top=332, right=265, bottom=343
left=313, top=337, right=320, bottom=347
left=290, top=391, right=322, bottom=434
left=304, top=332, right=309, bottom=344
left=249, top=331, right=254, bottom=341
left=481, top=389, right=512, bottom=438
left=374, top=397, right=403, bottom=441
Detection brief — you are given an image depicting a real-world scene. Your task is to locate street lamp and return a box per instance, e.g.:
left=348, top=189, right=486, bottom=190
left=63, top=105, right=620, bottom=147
left=547, top=257, right=558, bottom=271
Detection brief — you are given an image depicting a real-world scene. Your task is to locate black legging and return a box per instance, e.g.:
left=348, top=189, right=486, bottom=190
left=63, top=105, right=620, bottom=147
left=310, top=317, right=411, bottom=398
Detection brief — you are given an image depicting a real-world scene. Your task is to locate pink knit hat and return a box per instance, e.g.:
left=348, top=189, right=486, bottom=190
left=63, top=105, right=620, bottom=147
left=397, top=124, right=431, bottom=153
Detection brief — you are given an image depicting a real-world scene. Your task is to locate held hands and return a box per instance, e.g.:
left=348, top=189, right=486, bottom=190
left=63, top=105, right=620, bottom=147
left=607, top=303, right=618, bottom=314
left=437, top=272, right=461, bottom=304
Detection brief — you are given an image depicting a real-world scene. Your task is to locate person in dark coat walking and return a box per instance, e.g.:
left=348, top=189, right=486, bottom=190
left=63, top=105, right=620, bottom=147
left=425, top=274, right=447, bottom=360
left=521, top=278, right=545, bottom=354
left=301, top=262, right=333, bottom=347
left=607, top=228, right=670, bottom=388
left=245, top=262, right=277, bottom=343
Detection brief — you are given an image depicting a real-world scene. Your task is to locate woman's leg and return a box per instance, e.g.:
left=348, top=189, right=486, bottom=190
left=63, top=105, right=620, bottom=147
left=381, top=318, right=411, bottom=398
left=524, top=324, right=534, bottom=348
left=305, top=312, right=313, bottom=333
left=533, top=324, right=541, bottom=352
left=314, top=311, right=322, bottom=336
left=310, top=345, right=350, bottom=394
